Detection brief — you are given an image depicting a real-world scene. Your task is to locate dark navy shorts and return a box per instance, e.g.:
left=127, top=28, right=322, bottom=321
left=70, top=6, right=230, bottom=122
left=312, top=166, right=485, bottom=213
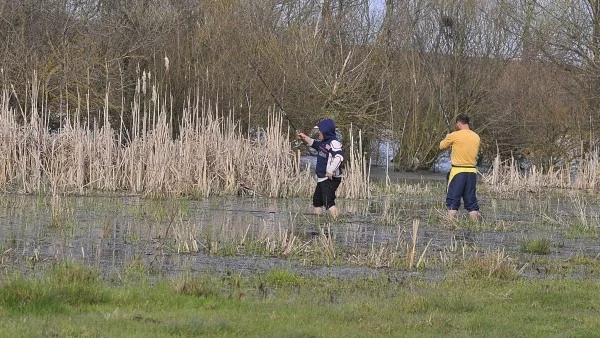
left=446, top=172, right=479, bottom=212
left=313, top=177, right=342, bottom=209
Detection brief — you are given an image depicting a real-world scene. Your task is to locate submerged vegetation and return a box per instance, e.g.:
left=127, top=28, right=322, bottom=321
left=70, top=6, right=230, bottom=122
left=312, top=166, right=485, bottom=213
left=0, top=171, right=598, bottom=277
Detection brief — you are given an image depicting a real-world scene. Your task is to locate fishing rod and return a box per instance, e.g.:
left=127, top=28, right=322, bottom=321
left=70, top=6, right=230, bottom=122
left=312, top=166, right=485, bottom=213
left=249, top=62, right=299, bottom=132
left=416, top=42, right=451, bottom=134
left=407, top=9, right=452, bottom=133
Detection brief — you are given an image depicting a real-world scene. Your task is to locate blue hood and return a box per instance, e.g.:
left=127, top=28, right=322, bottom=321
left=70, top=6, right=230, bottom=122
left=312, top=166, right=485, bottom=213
left=317, top=119, right=337, bottom=142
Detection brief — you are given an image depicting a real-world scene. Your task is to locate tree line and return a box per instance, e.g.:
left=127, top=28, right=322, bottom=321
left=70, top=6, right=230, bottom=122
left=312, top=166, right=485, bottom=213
left=1, top=0, right=598, bottom=169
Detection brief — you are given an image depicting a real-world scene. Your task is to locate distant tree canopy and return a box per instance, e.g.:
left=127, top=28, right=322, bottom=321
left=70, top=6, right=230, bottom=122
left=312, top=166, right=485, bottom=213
left=0, top=0, right=598, bottom=168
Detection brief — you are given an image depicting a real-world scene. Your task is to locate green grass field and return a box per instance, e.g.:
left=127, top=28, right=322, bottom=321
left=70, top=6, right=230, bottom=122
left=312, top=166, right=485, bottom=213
left=1, top=263, right=599, bottom=337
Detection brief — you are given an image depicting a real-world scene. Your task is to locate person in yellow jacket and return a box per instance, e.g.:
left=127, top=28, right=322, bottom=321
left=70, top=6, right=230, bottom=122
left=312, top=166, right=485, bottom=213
left=439, top=114, right=480, bottom=221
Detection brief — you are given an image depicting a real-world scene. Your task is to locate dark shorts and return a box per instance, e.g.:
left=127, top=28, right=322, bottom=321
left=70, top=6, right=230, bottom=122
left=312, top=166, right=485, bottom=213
left=313, top=177, right=342, bottom=209
left=446, top=172, right=479, bottom=212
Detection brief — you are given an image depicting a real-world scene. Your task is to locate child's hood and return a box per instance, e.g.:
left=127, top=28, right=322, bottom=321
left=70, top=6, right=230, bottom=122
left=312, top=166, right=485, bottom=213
left=317, top=119, right=337, bottom=142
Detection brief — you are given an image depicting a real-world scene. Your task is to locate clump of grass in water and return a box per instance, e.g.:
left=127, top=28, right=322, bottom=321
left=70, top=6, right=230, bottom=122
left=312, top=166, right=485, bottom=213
left=519, top=238, right=551, bottom=255
left=567, top=193, right=600, bottom=238
left=347, top=221, right=431, bottom=269
left=376, top=180, right=443, bottom=197
left=311, top=225, right=337, bottom=264
left=48, top=196, right=76, bottom=229
left=464, top=248, right=519, bottom=280
left=377, top=198, right=406, bottom=226
left=172, top=218, right=200, bottom=253
left=349, top=234, right=401, bottom=268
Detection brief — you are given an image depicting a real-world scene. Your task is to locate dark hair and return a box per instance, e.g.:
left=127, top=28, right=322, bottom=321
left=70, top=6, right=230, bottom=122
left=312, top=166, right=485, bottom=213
left=456, top=114, right=470, bottom=125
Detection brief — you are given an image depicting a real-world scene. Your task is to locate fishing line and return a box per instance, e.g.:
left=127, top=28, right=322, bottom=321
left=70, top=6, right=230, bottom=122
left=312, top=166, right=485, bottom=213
left=249, top=62, right=299, bottom=132
left=405, top=6, right=452, bottom=133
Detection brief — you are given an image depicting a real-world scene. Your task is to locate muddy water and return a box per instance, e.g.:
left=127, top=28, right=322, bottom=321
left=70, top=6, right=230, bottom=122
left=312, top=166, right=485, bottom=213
left=0, top=194, right=398, bottom=280
left=0, top=171, right=598, bottom=281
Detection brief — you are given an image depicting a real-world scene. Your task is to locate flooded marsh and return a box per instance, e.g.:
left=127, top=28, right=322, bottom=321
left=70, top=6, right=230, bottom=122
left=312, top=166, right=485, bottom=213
left=0, top=87, right=597, bottom=284
left=1, top=174, right=598, bottom=282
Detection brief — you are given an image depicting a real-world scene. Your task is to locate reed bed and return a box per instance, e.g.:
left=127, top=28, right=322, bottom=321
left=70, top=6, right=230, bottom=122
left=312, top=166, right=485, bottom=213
left=0, top=81, right=370, bottom=199
left=482, top=152, right=600, bottom=192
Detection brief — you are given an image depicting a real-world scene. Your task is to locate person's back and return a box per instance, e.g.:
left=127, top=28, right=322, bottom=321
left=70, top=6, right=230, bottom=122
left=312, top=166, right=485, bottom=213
left=439, top=114, right=480, bottom=221
left=441, top=129, right=480, bottom=167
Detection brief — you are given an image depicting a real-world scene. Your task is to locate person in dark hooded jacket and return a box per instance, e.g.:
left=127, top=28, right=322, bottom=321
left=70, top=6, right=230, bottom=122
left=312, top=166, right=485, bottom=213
left=297, top=119, right=344, bottom=219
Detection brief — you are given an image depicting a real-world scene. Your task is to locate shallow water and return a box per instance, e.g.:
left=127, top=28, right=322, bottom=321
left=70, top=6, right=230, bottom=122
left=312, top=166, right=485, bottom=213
left=0, top=173, right=598, bottom=281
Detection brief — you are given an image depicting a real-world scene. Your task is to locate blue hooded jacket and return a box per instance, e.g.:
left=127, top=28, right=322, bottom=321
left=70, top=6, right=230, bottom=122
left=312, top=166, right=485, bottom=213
left=310, top=119, right=344, bottom=178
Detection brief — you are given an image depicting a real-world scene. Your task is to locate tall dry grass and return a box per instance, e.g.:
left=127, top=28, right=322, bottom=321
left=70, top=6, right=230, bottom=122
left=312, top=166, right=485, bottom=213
left=338, top=124, right=371, bottom=199
left=482, top=152, right=599, bottom=192
left=0, top=79, right=370, bottom=199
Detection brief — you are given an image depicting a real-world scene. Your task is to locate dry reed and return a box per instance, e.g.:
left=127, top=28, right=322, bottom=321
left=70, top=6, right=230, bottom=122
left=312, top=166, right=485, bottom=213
left=0, top=79, right=370, bottom=199
left=338, top=124, right=371, bottom=199
left=482, top=152, right=600, bottom=192
left=172, top=218, right=200, bottom=253
left=408, top=219, right=418, bottom=269
left=346, top=220, right=432, bottom=269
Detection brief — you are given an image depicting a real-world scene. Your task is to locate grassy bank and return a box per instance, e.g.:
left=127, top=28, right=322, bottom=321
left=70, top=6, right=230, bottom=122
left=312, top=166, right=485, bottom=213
left=1, top=263, right=598, bottom=337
